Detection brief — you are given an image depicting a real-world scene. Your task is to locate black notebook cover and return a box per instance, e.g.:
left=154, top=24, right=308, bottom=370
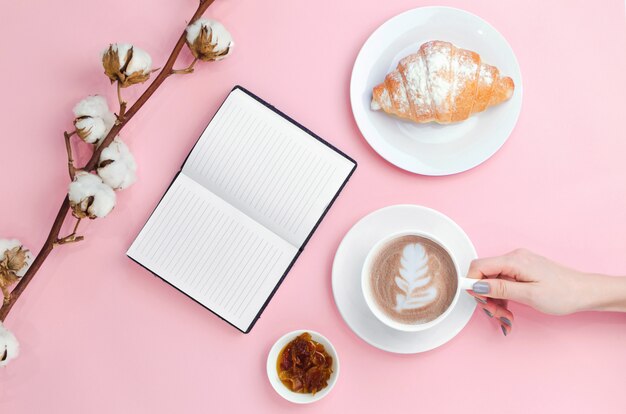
left=128, top=85, right=356, bottom=333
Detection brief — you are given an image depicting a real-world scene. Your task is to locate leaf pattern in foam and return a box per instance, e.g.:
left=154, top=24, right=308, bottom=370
left=394, top=243, right=438, bottom=312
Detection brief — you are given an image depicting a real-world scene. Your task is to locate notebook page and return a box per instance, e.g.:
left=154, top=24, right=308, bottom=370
left=127, top=174, right=297, bottom=332
left=183, top=88, right=355, bottom=247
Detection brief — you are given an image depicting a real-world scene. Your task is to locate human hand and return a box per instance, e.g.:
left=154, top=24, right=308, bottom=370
left=465, top=248, right=626, bottom=336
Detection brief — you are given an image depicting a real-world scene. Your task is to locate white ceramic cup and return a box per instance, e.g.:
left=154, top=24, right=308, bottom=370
left=361, top=230, right=476, bottom=332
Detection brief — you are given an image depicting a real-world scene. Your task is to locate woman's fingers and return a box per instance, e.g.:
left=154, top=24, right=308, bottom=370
left=472, top=277, right=534, bottom=304
left=492, top=298, right=509, bottom=311
left=467, top=254, right=532, bottom=302
left=467, top=290, right=488, bottom=304
left=481, top=300, right=514, bottom=323
left=492, top=299, right=513, bottom=336
left=467, top=291, right=514, bottom=336
left=467, top=255, right=516, bottom=280
left=467, top=291, right=507, bottom=309
left=500, top=320, right=512, bottom=336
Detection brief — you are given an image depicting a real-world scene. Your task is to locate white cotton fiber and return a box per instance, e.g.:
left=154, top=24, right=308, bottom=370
left=73, top=95, right=115, bottom=144
left=97, top=137, right=137, bottom=190
left=186, top=18, right=233, bottom=60
left=109, top=43, right=152, bottom=75
left=0, top=322, right=19, bottom=367
left=73, top=95, right=109, bottom=119
left=74, top=117, right=107, bottom=144
left=68, top=171, right=116, bottom=218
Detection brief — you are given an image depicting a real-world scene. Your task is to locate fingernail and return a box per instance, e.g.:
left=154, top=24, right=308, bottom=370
left=501, top=325, right=508, bottom=336
left=500, top=317, right=512, bottom=327
left=483, top=308, right=493, bottom=318
left=472, top=281, right=490, bottom=294
left=474, top=296, right=487, bottom=304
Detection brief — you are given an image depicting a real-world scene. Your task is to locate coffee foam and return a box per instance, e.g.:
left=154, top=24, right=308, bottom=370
left=369, top=235, right=457, bottom=324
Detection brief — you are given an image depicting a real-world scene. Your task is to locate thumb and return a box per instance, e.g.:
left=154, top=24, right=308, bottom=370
left=472, top=278, right=532, bottom=302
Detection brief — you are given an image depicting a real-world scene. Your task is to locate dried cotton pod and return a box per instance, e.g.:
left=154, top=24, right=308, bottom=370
left=0, top=239, right=32, bottom=277
left=73, top=95, right=116, bottom=144
left=0, top=239, right=32, bottom=304
left=102, top=43, right=153, bottom=87
left=185, top=18, right=233, bottom=61
left=68, top=171, right=116, bottom=219
left=97, top=137, right=137, bottom=190
left=0, top=322, right=19, bottom=367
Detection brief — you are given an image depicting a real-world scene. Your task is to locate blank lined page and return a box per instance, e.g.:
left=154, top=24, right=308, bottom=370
left=127, top=174, right=297, bottom=332
left=183, top=88, right=355, bottom=247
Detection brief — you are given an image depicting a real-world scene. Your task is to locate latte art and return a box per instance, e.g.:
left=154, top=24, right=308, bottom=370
left=369, top=235, right=457, bottom=324
left=394, top=243, right=438, bottom=312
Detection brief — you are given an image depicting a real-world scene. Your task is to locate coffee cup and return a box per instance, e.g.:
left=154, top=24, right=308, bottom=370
left=361, top=230, right=476, bottom=332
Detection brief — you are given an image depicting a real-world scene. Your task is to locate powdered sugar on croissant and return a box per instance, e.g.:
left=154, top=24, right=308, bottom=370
left=371, top=41, right=514, bottom=124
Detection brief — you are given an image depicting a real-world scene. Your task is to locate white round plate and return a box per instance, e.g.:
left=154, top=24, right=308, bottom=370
left=266, top=330, right=340, bottom=404
left=350, top=6, right=523, bottom=175
left=331, top=205, right=477, bottom=354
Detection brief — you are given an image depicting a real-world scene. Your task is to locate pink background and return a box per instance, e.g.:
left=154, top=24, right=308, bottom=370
left=1, top=0, right=625, bottom=412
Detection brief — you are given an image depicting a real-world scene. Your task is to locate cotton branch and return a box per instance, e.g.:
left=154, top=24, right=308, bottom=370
left=64, top=131, right=77, bottom=180
left=116, top=82, right=127, bottom=122
left=54, top=219, right=83, bottom=247
left=0, top=0, right=216, bottom=322
left=171, top=58, right=199, bottom=74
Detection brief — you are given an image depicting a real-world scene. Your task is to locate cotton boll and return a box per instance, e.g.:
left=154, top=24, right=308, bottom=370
left=73, top=95, right=115, bottom=144
left=97, top=137, right=137, bottom=190
left=185, top=18, right=233, bottom=61
left=73, top=95, right=110, bottom=119
left=0, top=239, right=32, bottom=277
left=123, top=45, right=152, bottom=77
left=110, top=43, right=152, bottom=75
left=0, top=239, right=31, bottom=305
left=102, top=43, right=153, bottom=87
left=101, top=110, right=116, bottom=135
left=110, top=43, right=132, bottom=65
left=75, top=117, right=107, bottom=144
left=0, top=239, right=23, bottom=259
left=88, top=186, right=116, bottom=218
left=0, top=322, right=19, bottom=367
left=68, top=171, right=116, bottom=219
left=185, top=19, right=233, bottom=52
left=0, top=239, right=20, bottom=257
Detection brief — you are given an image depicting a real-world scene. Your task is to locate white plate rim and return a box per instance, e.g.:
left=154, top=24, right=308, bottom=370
left=350, top=6, right=524, bottom=176
left=331, top=204, right=477, bottom=354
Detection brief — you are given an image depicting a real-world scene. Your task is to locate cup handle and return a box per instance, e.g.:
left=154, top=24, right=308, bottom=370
left=458, top=277, right=478, bottom=292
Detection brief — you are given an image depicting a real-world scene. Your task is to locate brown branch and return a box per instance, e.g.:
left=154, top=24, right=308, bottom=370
left=54, top=235, right=84, bottom=247
left=171, top=57, right=198, bottom=75
left=64, top=131, right=76, bottom=180
left=71, top=218, right=81, bottom=235
left=0, top=0, right=216, bottom=322
left=0, top=197, right=69, bottom=320
left=55, top=218, right=83, bottom=246
left=116, top=82, right=127, bottom=122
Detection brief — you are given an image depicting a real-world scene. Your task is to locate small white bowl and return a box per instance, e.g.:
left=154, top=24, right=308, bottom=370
left=266, top=330, right=340, bottom=404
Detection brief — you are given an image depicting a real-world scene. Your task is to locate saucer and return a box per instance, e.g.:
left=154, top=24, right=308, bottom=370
left=266, top=330, right=340, bottom=404
left=350, top=6, right=523, bottom=175
left=331, top=205, right=477, bottom=354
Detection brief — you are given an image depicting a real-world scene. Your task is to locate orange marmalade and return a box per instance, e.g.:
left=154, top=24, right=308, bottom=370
left=276, top=332, right=333, bottom=395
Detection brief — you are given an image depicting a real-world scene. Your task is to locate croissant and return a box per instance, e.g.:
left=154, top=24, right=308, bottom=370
left=371, top=40, right=515, bottom=124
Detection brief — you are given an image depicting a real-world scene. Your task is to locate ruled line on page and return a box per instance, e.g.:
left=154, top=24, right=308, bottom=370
left=182, top=89, right=355, bottom=247
left=127, top=174, right=297, bottom=331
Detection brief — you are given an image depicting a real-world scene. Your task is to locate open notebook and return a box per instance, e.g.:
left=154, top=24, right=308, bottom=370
left=127, top=86, right=356, bottom=333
